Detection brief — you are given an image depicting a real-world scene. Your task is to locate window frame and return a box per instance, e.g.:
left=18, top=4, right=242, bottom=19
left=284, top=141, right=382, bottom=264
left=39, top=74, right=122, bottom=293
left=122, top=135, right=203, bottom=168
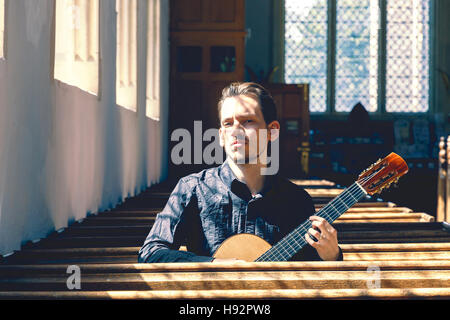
left=280, top=0, right=435, bottom=119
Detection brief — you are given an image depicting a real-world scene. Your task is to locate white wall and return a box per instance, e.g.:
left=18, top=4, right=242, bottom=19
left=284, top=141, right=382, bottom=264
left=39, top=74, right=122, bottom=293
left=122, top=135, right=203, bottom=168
left=0, top=0, right=169, bottom=256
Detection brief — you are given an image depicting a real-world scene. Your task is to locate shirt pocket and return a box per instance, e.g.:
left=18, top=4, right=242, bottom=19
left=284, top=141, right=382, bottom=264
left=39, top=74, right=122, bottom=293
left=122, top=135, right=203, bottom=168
left=200, top=194, right=231, bottom=248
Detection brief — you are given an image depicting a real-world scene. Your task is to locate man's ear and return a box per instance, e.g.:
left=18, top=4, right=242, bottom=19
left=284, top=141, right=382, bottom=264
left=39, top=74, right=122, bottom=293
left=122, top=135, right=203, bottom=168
left=267, top=121, right=281, bottom=141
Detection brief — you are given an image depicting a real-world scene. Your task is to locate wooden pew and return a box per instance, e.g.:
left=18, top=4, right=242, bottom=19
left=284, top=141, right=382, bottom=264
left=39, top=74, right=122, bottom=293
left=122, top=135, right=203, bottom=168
left=1, top=288, right=449, bottom=299
left=1, top=268, right=450, bottom=292
left=1, top=178, right=449, bottom=300
left=3, top=242, right=450, bottom=265
left=1, top=261, right=450, bottom=299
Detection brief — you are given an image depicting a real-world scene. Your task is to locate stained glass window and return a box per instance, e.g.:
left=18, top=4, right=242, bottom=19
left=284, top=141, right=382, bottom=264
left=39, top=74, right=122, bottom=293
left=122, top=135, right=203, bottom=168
left=285, top=0, right=328, bottom=113
left=385, top=0, right=429, bottom=112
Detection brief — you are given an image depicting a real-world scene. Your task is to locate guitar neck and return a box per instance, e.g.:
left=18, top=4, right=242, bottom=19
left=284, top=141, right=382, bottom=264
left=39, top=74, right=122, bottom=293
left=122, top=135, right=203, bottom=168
left=255, top=182, right=367, bottom=262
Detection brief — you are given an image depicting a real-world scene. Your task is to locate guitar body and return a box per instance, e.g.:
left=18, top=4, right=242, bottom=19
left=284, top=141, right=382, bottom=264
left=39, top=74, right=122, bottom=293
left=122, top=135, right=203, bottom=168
left=213, top=234, right=272, bottom=262
left=213, top=153, right=408, bottom=262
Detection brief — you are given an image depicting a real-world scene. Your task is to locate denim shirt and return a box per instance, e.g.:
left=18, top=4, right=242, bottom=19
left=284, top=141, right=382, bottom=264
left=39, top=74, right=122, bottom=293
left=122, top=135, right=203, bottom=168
left=138, top=159, right=341, bottom=263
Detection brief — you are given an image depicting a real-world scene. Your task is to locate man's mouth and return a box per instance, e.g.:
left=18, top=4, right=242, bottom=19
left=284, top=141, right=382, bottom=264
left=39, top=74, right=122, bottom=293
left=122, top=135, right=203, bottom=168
left=232, top=139, right=246, bottom=146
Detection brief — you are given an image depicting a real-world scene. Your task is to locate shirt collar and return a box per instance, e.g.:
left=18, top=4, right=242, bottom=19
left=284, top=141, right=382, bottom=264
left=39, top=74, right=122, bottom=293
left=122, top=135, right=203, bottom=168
left=219, top=159, right=278, bottom=200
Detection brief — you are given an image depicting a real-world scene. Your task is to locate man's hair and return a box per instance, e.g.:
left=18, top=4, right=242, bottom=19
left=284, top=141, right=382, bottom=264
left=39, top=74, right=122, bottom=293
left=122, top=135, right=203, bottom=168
left=217, top=82, right=278, bottom=125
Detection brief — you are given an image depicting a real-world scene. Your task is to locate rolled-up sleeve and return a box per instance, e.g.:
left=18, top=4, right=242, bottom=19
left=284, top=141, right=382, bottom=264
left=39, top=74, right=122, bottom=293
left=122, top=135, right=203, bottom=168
left=138, top=178, right=213, bottom=263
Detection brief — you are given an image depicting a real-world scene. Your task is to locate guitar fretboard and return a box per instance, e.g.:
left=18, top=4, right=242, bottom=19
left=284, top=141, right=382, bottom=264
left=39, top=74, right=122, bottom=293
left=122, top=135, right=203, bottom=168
left=255, top=182, right=367, bottom=262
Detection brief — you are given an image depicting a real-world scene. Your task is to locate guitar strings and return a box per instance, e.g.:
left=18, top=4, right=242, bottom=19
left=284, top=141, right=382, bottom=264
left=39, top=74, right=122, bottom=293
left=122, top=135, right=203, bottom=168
left=272, top=177, right=372, bottom=260
left=256, top=171, right=380, bottom=261
left=255, top=181, right=368, bottom=261
left=256, top=182, right=364, bottom=261
left=256, top=184, right=362, bottom=261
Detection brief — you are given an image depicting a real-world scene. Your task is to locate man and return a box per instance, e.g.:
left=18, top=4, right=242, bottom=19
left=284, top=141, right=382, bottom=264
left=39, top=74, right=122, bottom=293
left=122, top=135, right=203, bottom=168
left=138, top=82, right=342, bottom=263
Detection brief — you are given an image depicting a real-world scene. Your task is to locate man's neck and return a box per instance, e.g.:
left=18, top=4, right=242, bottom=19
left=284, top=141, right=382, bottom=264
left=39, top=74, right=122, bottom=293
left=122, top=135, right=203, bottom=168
left=227, top=158, right=266, bottom=196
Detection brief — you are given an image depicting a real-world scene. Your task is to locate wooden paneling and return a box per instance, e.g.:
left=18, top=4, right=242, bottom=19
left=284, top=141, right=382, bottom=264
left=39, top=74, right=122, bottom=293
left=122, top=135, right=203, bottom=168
left=210, top=0, right=236, bottom=22
left=265, top=84, right=310, bottom=177
left=169, top=0, right=246, bottom=177
left=171, top=0, right=203, bottom=23
left=170, top=0, right=245, bottom=31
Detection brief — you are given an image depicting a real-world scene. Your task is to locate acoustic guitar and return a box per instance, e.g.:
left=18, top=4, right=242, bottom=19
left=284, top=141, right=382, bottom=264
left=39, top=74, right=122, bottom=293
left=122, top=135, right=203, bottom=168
left=213, top=152, right=409, bottom=262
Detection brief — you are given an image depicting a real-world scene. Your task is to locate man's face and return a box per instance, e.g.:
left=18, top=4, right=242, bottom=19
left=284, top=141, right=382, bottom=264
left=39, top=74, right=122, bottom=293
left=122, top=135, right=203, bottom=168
left=219, top=95, right=277, bottom=164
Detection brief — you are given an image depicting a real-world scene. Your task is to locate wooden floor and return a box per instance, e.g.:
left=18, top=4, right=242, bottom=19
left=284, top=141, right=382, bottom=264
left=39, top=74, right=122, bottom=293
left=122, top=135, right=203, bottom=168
left=1, top=178, right=449, bottom=299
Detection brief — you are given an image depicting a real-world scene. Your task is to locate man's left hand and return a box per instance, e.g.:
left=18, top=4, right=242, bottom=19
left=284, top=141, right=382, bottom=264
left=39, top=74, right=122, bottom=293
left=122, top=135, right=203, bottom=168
left=304, top=216, right=340, bottom=261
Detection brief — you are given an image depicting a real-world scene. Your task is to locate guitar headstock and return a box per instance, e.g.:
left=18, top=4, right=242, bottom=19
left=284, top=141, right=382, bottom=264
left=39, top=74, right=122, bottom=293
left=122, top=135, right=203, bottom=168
left=357, top=153, right=409, bottom=195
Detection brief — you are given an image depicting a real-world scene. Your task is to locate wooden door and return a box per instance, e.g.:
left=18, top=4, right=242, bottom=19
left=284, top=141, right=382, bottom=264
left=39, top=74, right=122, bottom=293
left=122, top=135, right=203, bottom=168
left=169, top=0, right=246, bottom=178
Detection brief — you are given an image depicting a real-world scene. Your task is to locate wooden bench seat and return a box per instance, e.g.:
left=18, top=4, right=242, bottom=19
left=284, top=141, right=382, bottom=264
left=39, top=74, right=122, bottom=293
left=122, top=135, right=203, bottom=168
left=58, top=212, right=433, bottom=228
left=2, top=260, right=450, bottom=276
left=335, top=212, right=434, bottom=223
left=1, top=260, right=449, bottom=299
left=4, top=241, right=450, bottom=265
left=1, top=179, right=448, bottom=300
left=1, top=269, right=449, bottom=292
left=1, top=287, right=449, bottom=299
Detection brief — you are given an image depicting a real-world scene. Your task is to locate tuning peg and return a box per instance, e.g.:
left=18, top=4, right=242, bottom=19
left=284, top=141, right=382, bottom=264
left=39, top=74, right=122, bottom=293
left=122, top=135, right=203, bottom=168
left=358, top=161, right=377, bottom=178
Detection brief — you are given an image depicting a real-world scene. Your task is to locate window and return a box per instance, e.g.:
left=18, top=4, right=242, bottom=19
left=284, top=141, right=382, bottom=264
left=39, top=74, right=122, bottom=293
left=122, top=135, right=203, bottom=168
left=116, top=0, right=137, bottom=111
left=146, top=0, right=161, bottom=120
left=54, top=0, right=99, bottom=95
left=285, top=0, right=430, bottom=113
left=285, top=0, right=328, bottom=112
left=0, top=0, right=4, bottom=59
left=385, top=0, right=430, bottom=112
